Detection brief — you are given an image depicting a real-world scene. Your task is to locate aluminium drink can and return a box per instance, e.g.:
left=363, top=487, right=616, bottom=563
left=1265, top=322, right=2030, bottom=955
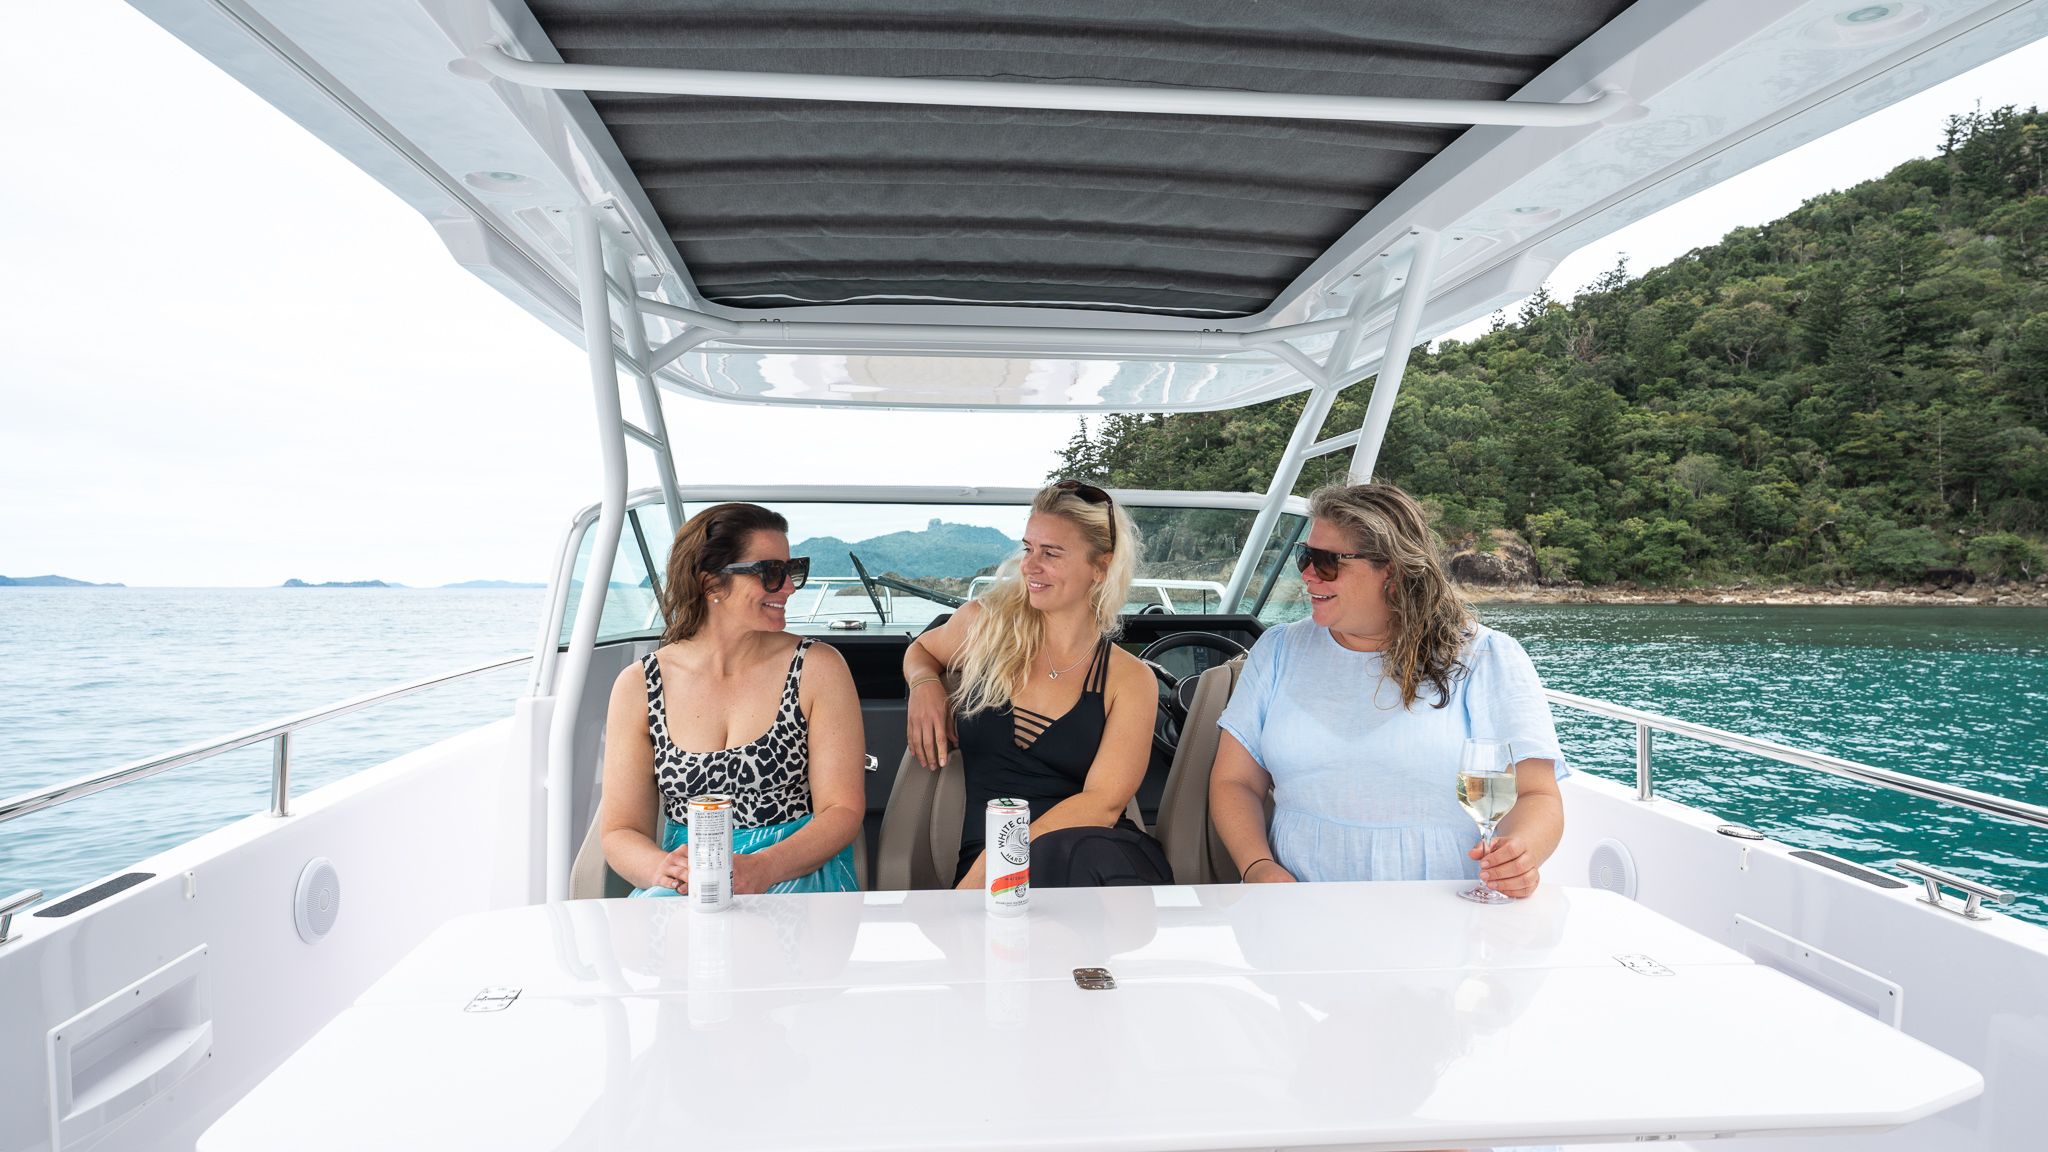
left=985, top=798, right=1029, bottom=916
left=686, top=794, right=734, bottom=913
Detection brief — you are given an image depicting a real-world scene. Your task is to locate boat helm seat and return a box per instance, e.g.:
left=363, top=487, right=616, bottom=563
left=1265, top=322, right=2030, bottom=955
left=1152, top=655, right=1271, bottom=884
left=874, top=672, right=1143, bottom=891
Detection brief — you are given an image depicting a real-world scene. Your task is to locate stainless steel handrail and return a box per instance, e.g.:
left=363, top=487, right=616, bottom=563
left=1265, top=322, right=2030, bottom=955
left=1546, top=689, right=2048, bottom=830
left=0, top=654, right=533, bottom=826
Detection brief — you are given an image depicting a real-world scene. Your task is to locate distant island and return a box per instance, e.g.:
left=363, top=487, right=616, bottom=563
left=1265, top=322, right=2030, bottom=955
left=281, top=579, right=393, bottom=588
left=441, top=580, right=546, bottom=589
left=793, top=519, right=1019, bottom=579
left=0, top=574, right=124, bottom=587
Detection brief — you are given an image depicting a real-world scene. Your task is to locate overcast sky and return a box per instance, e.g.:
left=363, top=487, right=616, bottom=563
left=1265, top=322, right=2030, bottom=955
left=3, top=3, right=2043, bottom=587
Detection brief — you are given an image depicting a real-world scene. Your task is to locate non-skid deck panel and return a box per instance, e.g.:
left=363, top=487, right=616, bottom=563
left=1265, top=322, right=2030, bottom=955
left=527, top=0, right=1637, bottom=315
left=33, top=872, right=153, bottom=917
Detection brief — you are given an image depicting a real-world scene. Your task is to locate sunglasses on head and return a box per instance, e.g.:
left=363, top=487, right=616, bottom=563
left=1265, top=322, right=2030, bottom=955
left=716, top=556, right=810, bottom=593
left=1052, top=480, right=1117, bottom=554
left=1292, top=542, right=1371, bottom=582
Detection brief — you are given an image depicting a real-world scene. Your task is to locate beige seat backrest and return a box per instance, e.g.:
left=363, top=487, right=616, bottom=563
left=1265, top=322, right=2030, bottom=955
left=569, top=800, right=612, bottom=899
left=877, top=744, right=955, bottom=890
left=876, top=671, right=1146, bottom=890
left=1154, top=655, right=1246, bottom=885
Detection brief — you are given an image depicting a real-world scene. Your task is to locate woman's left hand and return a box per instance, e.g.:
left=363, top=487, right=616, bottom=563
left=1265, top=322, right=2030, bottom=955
left=1471, top=835, right=1542, bottom=897
left=731, top=851, right=780, bottom=896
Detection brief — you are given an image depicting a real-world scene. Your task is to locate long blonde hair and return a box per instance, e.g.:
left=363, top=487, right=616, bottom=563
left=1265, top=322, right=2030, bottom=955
left=1307, top=483, right=1475, bottom=709
left=953, top=485, right=1139, bottom=716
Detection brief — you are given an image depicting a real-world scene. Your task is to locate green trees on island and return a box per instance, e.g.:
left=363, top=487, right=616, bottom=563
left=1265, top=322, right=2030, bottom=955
left=1054, top=106, right=2048, bottom=586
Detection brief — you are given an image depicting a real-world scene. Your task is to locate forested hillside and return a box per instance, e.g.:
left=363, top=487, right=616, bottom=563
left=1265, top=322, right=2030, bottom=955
left=1054, top=107, right=2048, bottom=586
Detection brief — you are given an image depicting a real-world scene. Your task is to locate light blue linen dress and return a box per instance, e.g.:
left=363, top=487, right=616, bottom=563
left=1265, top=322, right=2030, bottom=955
left=1217, top=620, right=1568, bottom=883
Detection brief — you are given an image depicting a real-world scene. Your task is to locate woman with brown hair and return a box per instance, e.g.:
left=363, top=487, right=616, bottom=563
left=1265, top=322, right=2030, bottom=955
left=903, top=481, right=1171, bottom=889
left=1211, top=483, right=1567, bottom=895
left=599, top=502, right=864, bottom=896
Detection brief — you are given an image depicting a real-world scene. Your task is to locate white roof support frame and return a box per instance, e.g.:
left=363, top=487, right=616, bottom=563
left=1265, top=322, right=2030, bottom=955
left=544, top=203, right=687, bottom=904
left=1347, top=228, right=1443, bottom=483
left=473, top=45, right=1629, bottom=128
left=1216, top=245, right=1423, bottom=608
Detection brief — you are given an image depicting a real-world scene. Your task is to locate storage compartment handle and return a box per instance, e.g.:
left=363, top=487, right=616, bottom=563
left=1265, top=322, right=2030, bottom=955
left=46, top=944, right=212, bottom=1151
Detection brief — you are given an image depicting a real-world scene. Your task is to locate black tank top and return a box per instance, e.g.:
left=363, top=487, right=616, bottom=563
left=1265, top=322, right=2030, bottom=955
left=956, top=637, right=1113, bottom=859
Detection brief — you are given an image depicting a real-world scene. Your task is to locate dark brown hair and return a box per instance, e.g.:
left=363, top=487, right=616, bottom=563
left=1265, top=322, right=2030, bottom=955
left=1306, top=483, right=1476, bottom=709
left=661, top=502, right=789, bottom=643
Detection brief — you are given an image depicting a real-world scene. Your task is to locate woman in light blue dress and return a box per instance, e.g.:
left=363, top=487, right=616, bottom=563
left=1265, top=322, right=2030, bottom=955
left=1213, top=484, right=1566, bottom=894
left=599, top=502, right=863, bottom=897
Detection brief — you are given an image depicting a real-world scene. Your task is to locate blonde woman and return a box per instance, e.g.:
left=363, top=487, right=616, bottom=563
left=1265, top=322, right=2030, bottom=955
left=903, top=481, right=1170, bottom=889
left=1212, top=484, right=1567, bottom=895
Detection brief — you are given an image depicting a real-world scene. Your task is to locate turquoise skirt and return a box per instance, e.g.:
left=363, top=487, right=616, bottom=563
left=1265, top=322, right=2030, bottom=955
left=627, top=813, right=858, bottom=897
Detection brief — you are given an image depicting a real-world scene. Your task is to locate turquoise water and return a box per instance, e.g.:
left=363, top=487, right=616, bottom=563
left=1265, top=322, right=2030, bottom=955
left=1477, top=603, right=2048, bottom=924
left=4, top=592, right=2044, bottom=924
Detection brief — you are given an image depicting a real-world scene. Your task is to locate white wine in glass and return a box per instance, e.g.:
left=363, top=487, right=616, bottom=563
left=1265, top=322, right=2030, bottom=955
left=1457, top=737, right=1518, bottom=905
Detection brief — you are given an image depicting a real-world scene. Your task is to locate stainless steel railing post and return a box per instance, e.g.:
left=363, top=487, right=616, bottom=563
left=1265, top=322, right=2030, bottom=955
left=269, top=731, right=291, bottom=817
left=1636, top=723, right=1653, bottom=801
left=1, top=889, right=44, bottom=945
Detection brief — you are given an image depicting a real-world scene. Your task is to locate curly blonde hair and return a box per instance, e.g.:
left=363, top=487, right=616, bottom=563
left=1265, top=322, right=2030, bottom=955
left=1307, top=483, right=1475, bottom=709
left=953, top=484, right=1140, bottom=717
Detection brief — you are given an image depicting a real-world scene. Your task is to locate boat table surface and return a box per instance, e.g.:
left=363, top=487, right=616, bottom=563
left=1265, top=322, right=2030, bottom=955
left=199, top=882, right=1979, bottom=1152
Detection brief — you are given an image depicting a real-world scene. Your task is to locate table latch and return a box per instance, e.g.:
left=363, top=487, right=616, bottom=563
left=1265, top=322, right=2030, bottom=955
left=1072, top=967, right=1116, bottom=990
left=1615, top=954, right=1673, bottom=977
left=465, top=986, right=522, bottom=1012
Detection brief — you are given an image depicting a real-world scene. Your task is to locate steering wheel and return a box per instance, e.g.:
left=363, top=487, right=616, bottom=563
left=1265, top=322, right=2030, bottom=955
left=1138, top=631, right=1251, bottom=721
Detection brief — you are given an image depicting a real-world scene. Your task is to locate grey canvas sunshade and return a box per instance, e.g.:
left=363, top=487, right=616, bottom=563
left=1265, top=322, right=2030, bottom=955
left=527, top=0, right=1636, bottom=317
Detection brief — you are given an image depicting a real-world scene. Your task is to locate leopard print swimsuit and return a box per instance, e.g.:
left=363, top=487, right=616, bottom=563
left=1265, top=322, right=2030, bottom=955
left=642, top=638, right=814, bottom=829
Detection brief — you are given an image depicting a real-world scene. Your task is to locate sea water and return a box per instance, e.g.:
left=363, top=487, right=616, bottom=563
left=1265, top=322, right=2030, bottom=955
left=3, top=591, right=2045, bottom=923
left=0, top=587, right=543, bottom=903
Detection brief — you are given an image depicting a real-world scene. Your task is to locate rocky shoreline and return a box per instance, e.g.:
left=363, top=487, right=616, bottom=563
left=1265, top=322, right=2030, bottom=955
left=1459, top=581, right=2048, bottom=607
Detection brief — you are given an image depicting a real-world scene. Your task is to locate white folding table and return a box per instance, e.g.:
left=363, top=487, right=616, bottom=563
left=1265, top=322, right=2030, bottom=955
left=200, top=882, right=1979, bottom=1152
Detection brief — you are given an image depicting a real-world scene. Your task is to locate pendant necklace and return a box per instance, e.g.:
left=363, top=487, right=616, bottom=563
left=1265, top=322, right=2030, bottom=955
left=1045, top=644, right=1091, bottom=680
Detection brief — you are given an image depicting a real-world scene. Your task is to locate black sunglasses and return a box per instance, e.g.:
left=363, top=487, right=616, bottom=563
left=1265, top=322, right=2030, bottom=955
left=1052, top=480, right=1117, bottom=554
left=1293, top=542, right=1371, bottom=582
left=716, top=556, right=810, bottom=593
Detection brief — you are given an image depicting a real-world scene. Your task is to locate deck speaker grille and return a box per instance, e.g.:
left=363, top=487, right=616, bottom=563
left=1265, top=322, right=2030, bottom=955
left=1588, top=838, right=1638, bottom=900
left=294, top=857, right=341, bottom=943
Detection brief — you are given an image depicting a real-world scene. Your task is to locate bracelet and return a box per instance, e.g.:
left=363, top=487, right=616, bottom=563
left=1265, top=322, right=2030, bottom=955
left=907, top=675, right=942, bottom=693
left=1242, top=857, right=1276, bottom=880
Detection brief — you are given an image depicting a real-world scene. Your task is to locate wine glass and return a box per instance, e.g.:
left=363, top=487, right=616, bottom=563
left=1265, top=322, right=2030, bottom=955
left=1456, top=738, right=1519, bottom=905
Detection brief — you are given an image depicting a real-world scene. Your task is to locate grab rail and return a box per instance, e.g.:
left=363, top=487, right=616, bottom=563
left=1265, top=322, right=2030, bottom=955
left=1545, top=689, right=2048, bottom=831
left=0, top=654, right=532, bottom=826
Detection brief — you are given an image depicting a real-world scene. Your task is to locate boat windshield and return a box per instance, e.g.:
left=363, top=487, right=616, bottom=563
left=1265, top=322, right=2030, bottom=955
left=558, top=498, right=1307, bottom=642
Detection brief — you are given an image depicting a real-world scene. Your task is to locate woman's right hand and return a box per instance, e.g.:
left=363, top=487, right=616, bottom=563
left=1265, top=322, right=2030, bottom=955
left=1243, top=858, right=1297, bottom=883
left=907, top=678, right=957, bottom=770
left=650, top=844, right=691, bottom=892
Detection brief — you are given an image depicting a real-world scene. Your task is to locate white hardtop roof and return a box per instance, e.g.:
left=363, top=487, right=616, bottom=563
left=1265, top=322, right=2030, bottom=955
left=132, top=0, right=2047, bottom=412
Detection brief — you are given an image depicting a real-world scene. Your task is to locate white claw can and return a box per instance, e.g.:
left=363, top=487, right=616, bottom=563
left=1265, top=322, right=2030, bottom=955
left=985, top=798, right=1030, bottom=916
left=686, top=794, right=734, bottom=913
